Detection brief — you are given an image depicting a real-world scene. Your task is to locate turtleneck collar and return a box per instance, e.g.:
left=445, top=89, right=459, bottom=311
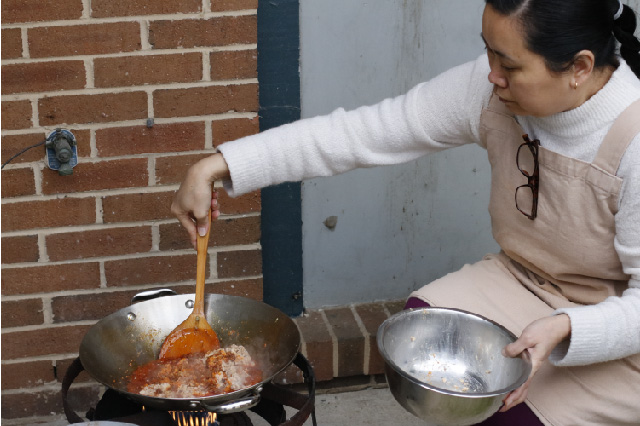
left=523, top=59, right=640, bottom=139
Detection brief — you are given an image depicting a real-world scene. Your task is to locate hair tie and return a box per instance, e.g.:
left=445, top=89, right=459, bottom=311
left=613, top=0, right=624, bottom=20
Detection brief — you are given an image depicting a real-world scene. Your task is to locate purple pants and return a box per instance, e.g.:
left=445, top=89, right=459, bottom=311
left=403, top=297, right=544, bottom=426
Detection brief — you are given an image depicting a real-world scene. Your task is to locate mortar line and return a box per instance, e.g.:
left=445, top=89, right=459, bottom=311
left=319, top=309, right=339, bottom=378
left=0, top=112, right=257, bottom=134
left=0, top=242, right=262, bottom=268
left=99, top=261, right=107, bottom=288
left=20, top=27, right=29, bottom=58
left=81, top=0, right=90, bottom=19
left=37, top=233, right=49, bottom=262
left=84, top=58, right=94, bottom=89
left=95, top=195, right=103, bottom=224
left=140, top=19, right=151, bottom=50
left=351, top=304, right=371, bottom=375
left=89, top=128, right=97, bottom=157
left=0, top=78, right=258, bottom=100
left=1, top=274, right=264, bottom=304
left=202, top=49, right=211, bottom=82
left=0, top=44, right=258, bottom=66
left=0, top=9, right=258, bottom=29
left=41, top=295, right=54, bottom=324
left=148, top=156, right=156, bottom=186
left=151, top=223, right=160, bottom=251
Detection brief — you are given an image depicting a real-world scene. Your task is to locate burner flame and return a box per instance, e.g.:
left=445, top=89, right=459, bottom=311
left=170, top=410, right=218, bottom=426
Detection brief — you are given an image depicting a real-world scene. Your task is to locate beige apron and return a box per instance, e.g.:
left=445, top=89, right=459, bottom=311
left=411, top=95, right=640, bottom=425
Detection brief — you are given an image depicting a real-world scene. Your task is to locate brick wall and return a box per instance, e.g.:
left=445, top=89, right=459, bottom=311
left=1, top=0, right=262, bottom=422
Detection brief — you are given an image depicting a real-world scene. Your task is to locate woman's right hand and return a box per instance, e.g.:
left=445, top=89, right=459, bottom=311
left=171, top=153, right=230, bottom=248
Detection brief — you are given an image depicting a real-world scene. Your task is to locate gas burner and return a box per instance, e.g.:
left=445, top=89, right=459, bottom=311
left=62, top=354, right=316, bottom=426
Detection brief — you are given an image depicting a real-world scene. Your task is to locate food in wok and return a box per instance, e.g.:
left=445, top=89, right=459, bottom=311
left=127, top=344, right=262, bottom=398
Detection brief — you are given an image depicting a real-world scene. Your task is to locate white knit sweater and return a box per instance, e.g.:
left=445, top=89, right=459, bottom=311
left=219, top=54, right=640, bottom=367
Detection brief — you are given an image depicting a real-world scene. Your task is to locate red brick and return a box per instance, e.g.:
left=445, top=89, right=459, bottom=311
left=211, top=117, right=259, bottom=147
left=46, top=227, right=152, bottom=261
left=217, top=249, right=261, bottom=278
left=52, top=290, right=137, bottom=322
left=324, top=307, right=365, bottom=377
left=104, top=253, right=199, bottom=287
left=95, top=53, right=202, bottom=88
left=210, top=49, right=257, bottom=80
left=55, top=358, right=93, bottom=383
left=294, top=311, right=334, bottom=381
left=1, top=0, right=83, bottom=24
left=1, top=386, right=101, bottom=419
left=1, top=360, right=55, bottom=390
left=1, top=167, right=35, bottom=198
left=1, top=133, right=46, bottom=165
left=1, top=60, right=85, bottom=95
left=155, top=153, right=213, bottom=185
left=217, top=189, right=261, bottom=214
left=1, top=235, right=39, bottom=264
left=39, top=91, right=147, bottom=126
left=1, top=100, right=32, bottom=130
left=159, top=216, right=260, bottom=251
left=1, top=263, right=101, bottom=296
left=211, top=278, right=262, bottom=300
left=1, top=28, right=22, bottom=59
left=1, top=324, right=92, bottom=359
left=96, top=122, right=205, bottom=157
left=102, top=191, right=174, bottom=223
left=1, top=197, right=96, bottom=232
left=41, top=158, right=148, bottom=195
left=92, top=0, right=200, bottom=17
left=1, top=298, right=44, bottom=328
left=384, top=300, right=406, bottom=316
left=149, top=15, right=256, bottom=49
left=154, top=84, right=258, bottom=118
left=29, top=22, right=141, bottom=58
left=210, top=0, right=258, bottom=11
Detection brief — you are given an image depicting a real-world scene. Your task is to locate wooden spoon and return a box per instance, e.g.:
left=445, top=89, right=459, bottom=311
left=159, top=197, right=220, bottom=360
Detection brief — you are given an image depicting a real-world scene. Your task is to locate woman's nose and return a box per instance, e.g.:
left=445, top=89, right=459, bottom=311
left=488, top=69, right=507, bottom=88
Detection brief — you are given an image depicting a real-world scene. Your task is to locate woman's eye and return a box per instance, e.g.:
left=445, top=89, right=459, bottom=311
left=501, top=65, right=516, bottom=72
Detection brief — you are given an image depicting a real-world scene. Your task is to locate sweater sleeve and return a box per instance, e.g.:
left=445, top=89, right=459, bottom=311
left=219, top=54, right=492, bottom=197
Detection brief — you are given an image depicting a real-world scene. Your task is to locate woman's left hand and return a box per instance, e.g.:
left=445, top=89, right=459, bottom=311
left=499, top=314, right=571, bottom=412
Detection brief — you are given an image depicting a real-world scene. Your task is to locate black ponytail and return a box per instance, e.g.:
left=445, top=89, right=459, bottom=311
left=613, top=5, right=640, bottom=77
left=485, top=0, right=640, bottom=79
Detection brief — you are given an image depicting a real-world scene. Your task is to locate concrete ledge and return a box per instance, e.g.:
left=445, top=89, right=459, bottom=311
left=273, top=300, right=406, bottom=385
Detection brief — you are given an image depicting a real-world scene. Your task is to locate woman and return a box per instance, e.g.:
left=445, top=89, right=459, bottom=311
left=172, top=0, right=640, bottom=424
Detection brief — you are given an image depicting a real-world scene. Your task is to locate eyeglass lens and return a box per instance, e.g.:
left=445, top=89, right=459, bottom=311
left=517, top=143, right=536, bottom=176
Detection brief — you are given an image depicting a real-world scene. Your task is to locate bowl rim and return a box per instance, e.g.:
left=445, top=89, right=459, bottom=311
left=376, top=306, right=532, bottom=398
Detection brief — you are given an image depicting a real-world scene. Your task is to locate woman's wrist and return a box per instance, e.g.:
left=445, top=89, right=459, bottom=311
left=553, top=313, right=572, bottom=342
left=197, top=153, right=230, bottom=183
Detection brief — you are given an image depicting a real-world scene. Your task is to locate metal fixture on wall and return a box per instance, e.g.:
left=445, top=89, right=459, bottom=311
left=45, top=128, right=77, bottom=176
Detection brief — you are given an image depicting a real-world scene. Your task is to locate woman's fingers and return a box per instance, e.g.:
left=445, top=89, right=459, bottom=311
left=500, top=380, right=531, bottom=412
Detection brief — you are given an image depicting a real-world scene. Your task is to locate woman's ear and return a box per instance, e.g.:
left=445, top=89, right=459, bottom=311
left=572, top=50, right=596, bottom=86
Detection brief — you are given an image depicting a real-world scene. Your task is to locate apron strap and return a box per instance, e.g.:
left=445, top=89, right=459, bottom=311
left=592, top=99, right=640, bottom=175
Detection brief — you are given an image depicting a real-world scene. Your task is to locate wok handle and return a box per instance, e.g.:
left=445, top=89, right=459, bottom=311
left=130, top=288, right=178, bottom=305
left=199, top=391, right=261, bottom=413
left=61, top=357, right=87, bottom=424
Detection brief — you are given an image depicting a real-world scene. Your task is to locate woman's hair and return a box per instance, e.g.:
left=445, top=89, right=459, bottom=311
left=485, top=0, right=640, bottom=78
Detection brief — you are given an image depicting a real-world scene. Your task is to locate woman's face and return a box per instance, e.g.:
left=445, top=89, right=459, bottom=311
left=481, top=5, right=579, bottom=117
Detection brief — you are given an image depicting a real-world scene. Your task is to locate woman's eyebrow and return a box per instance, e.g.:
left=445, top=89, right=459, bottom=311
left=480, top=33, right=516, bottom=62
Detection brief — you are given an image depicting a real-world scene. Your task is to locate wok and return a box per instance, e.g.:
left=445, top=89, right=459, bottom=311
left=79, top=290, right=301, bottom=413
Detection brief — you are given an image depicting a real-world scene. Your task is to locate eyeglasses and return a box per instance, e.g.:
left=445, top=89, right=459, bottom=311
left=515, top=134, right=540, bottom=220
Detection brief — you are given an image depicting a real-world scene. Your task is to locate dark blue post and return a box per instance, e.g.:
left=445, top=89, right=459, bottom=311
left=257, top=0, right=303, bottom=316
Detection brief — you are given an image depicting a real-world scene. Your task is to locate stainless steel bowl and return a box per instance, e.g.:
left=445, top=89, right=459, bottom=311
left=377, top=307, right=531, bottom=426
